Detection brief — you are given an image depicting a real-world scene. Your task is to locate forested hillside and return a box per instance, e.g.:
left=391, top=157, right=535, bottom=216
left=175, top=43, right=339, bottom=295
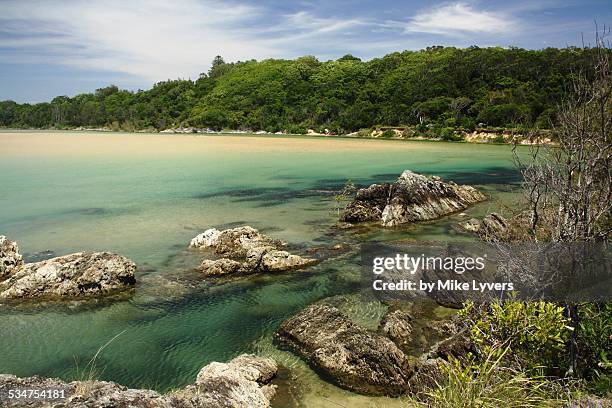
left=0, top=46, right=599, bottom=133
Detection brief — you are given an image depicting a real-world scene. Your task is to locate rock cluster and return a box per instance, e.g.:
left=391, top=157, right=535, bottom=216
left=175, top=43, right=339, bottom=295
left=276, top=303, right=413, bottom=396
left=190, top=226, right=317, bottom=276
left=0, top=236, right=136, bottom=301
left=276, top=301, right=477, bottom=398
left=0, top=354, right=278, bottom=408
left=342, top=170, right=486, bottom=227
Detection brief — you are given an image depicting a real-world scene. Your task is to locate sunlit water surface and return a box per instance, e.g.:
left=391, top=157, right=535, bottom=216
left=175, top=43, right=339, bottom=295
left=0, top=131, right=523, bottom=406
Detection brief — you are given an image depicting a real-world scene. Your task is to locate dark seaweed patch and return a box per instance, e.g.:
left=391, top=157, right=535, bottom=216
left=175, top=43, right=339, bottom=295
left=437, top=166, right=522, bottom=185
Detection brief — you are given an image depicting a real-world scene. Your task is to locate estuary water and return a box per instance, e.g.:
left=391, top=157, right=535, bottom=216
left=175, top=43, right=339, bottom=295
left=0, top=131, right=522, bottom=406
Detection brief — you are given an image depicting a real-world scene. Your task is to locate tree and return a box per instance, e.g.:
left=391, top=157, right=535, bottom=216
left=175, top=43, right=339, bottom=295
left=515, top=29, right=611, bottom=242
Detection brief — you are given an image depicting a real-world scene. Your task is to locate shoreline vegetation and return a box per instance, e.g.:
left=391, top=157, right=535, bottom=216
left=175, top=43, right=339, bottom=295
left=1, top=45, right=605, bottom=141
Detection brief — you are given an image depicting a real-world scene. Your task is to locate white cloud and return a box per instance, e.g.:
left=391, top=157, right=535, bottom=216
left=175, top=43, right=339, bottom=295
left=283, top=11, right=364, bottom=34
left=0, top=0, right=280, bottom=82
left=405, top=3, right=514, bottom=35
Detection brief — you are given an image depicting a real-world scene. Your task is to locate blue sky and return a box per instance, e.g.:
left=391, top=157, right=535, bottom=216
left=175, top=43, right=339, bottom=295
left=0, top=0, right=609, bottom=102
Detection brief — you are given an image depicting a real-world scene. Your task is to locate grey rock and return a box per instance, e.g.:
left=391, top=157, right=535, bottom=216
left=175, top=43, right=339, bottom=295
left=0, top=354, right=278, bottom=408
left=407, top=357, right=448, bottom=397
left=0, top=252, right=136, bottom=300
left=259, top=249, right=318, bottom=272
left=190, top=226, right=279, bottom=257
left=458, top=218, right=482, bottom=233
left=482, top=213, right=509, bottom=237
left=200, top=258, right=245, bottom=276
left=342, top=170, right=486, bottom=227
left=194, top=354, right=278, bottom=407
left=379, top=309, right=413, bottom=351
left=276, top=303, right=413, bottom=396
left=562, top=396, right=612, bottom=408
left=192, top=226, right=317, bottom=277
left=458, top=213, right=509, bottom=239
left=0, top=236, right=23, bottom=281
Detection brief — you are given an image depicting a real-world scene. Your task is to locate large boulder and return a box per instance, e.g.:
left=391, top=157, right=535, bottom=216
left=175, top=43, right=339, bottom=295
left=342, top=170, right=486, bottom=227
left=0, top=236, right=23, bottom=281
left=190, top=226, right=317, bottom=276
left=0, top=252, right=136, bottom=300
left=276, top=303, right=413, bottom=396
left=0, top=354, right=278, bottom=408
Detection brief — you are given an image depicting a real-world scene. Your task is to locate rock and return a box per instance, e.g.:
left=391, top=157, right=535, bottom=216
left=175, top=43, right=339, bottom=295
left=200, top=258, right=245, bottom=276
left=190, top=226, right=279, bottom=258
left=427, top=329, right=475, bottom=362
left=458, top=213, right=509, bottom=240
left=276, top=303, right=413, bottom=396
left=0, top=354, right=278, bottom=408
left=378, top=309, right=413, bottom=351
left=481, top=213, right=509, bottom=237
left=0, top=236, right=23, bottom=281
left=424, top=319, right=458, bottom=338
left=408, top=357, right=448, bottom=396
left=562, top=396, right=612, bottom=408
left=194, top=354, right=278, bottom=407
left=189, top=228, right=222, bottom=249
left=458, top=218, right=482, bottom=233
left=342, top=170, right=486, bottom=227
left=191, top=227, right=317, bottom=277
left=0, top=252, right=136, bottom=300
left=259, top=249, right=317, bottom=272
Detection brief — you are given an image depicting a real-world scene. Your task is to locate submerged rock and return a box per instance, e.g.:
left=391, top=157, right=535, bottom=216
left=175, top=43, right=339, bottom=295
left=0, top=236, right=23, bottom=281
left=342, top=170, right=486, bottom=227
left=190, top=226, right=317, bottom=276
left=0, top=354, right=278, bottom=407
left=276, top=303, right=413, bottom=396
left=0, top=251, right=136, bottom=300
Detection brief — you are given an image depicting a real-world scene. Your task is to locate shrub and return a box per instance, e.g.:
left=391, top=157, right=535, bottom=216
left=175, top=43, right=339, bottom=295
left=461, top=300, right=570, bottom=373
left=440, top=127, right=464, bottom=142
left=285, top=124, right=307, bottom=134
left=411, top=347, right=576, bottom=408
left=381, top=129, right=395, bottom=138
left=576, top=303, right=612, bottom=381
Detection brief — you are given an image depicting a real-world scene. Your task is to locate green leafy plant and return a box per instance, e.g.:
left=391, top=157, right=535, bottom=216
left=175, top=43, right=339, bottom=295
left=576, top=303, right=612, bottom=386
left=461, top=300, right=571, bottom=373
left=439, top=127, right=464, bottom=142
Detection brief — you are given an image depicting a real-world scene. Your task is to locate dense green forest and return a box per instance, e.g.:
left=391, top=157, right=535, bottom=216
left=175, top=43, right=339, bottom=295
left=0, top=46, right=600, bottom=134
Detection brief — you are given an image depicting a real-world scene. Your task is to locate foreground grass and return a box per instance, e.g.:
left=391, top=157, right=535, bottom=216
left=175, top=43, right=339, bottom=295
left=409, top=348, right=578, bottom=408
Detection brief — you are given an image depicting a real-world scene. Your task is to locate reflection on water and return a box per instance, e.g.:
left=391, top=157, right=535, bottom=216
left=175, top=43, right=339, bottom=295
left=0, top=132, right=522, bottom=404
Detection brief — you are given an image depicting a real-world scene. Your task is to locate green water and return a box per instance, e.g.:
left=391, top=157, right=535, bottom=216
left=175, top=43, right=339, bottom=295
left=0, top=132, right=521, bottom=403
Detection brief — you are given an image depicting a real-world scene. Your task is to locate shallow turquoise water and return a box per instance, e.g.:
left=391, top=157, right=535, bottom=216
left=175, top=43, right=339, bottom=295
left=0, top=132, right=521, bottom=396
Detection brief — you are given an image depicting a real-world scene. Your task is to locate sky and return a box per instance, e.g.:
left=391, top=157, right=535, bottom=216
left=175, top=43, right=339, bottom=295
left=0, top=0, right=610, bottom=102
